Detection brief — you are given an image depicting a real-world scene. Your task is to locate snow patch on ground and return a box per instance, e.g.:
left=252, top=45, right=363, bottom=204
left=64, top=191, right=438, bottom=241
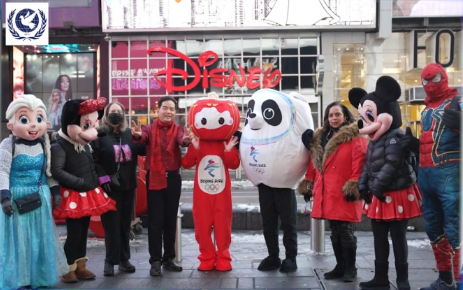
left=407, top=239, right=431, bottom=248
left=388, top=238, right=431, bottom=249
left=182, top=180, right=255, bottom=190
left=236, top=204, right=260, bottom=212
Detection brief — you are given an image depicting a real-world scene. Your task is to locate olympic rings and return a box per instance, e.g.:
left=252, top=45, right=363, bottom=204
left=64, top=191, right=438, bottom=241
left=205, top=184, right=220, bottom=191
left=253, top=167, right=265, bottom=174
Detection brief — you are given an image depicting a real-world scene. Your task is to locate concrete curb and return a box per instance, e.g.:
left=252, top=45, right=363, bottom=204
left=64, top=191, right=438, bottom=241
left=139, top=203, right=426, bottom=232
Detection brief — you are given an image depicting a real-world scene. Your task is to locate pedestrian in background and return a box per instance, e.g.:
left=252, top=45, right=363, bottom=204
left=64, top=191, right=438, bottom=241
left=298, top=101, right=367, bottom=282
left=92, top=101, right=145, bottom=277
left=131, top=96, right=191, bottom=276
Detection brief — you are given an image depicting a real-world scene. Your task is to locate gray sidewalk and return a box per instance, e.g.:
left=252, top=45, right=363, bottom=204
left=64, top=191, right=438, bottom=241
left=51, top=226, right=438, bottom=290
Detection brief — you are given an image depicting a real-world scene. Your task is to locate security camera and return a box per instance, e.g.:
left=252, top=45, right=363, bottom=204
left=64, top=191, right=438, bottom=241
left=104, top=34, right=111, bottom=42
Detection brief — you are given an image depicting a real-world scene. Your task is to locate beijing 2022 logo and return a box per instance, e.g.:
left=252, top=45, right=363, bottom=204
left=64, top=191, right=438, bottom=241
left=6, top=3, right=49, bottom=45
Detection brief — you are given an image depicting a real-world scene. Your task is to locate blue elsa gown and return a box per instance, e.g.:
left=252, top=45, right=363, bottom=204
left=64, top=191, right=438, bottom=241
left=0, top=142, right=68, bottom=289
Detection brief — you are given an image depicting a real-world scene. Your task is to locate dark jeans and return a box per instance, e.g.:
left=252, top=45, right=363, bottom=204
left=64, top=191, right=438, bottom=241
left=146, top=171, right=182, bottom=264
left=64, top=216, right=91, bottom=265
left=371, top=219, right=408, bottom=263
left=101, top=189, right=135, bottom=265
left=258, top=184, right=297, bottom=259
left=329, top=220, right=357, bottom=247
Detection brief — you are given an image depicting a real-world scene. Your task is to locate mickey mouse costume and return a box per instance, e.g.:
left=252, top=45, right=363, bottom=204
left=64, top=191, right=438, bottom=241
left=349, top=76, right=422, bottom=290
left=51, top=98, right=116, bottom=283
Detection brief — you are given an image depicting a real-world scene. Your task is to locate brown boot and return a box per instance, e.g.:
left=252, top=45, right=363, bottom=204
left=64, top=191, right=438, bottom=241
left=61, top=263, right=78, bottom=283
left=75, top=257, right=96, bottom=280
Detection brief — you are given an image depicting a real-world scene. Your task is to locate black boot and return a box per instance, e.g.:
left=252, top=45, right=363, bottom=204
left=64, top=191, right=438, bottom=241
left=103, top=260, right=114, bottom=277
left=359, top=261, right=390, bottom=289
left=342, top=240, right=357, bottom=282
left=395, top=262, right=410, bottom=290
left=257, top=255, right=281, bottom=271
left=324, top=237, right=344, bottom=279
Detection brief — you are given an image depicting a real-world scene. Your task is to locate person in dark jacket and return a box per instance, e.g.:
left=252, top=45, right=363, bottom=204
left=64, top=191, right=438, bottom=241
left=92, top=101, right=145, bottom=277
left=298, top=102, right=367, bottom=282
left=349, top=77, right=422, bottom=290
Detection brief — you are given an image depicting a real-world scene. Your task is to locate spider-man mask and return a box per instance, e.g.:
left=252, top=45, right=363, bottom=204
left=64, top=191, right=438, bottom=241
left=421, top=63, right=456, bottom=104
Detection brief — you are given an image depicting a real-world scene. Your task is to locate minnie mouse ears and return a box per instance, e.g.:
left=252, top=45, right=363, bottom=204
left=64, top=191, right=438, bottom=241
left=375, top=76, right=401, bottom=103
left=348, top=87, right=367, bottom=108
left=348, top=76, right=401, bottom=108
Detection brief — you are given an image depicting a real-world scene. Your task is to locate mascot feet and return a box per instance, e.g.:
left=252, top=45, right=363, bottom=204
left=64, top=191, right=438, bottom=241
left=257, top=256, right=281, bottom=271
left=215, top=258, right=232, bottom=271
left=198, top=259, right=216, bottom=271
left=280, top=257, right=298, bottom=273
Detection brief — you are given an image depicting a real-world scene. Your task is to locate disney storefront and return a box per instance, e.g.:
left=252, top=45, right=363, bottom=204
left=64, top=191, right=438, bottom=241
left=102, top=0, right=377, bottom=129
left=108, top=34, right=321, bottom=128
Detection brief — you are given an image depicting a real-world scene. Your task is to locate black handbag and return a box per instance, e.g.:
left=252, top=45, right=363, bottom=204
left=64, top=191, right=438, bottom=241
left=12, top=140, right=45, bottom=214
left=110, top=171, right=120, bottom=187
left=14, top=191, right=42, bottom=214
left=110, top=138, right=122, bottom=187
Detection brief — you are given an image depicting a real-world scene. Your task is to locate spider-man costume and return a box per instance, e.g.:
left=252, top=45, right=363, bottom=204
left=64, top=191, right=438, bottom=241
left=418, top=63, right=461, bottom=290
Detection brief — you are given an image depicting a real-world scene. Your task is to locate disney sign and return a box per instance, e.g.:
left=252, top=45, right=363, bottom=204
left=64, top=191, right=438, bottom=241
left=148, top=47, right=282, bottom=93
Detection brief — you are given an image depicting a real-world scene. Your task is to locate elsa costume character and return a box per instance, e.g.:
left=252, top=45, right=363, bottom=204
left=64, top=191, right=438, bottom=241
left=0, top=95, right=68, bottom=289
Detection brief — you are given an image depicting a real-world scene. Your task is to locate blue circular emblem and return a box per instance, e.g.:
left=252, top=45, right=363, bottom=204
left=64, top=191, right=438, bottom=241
left=15, top=9, right=40, bottom=33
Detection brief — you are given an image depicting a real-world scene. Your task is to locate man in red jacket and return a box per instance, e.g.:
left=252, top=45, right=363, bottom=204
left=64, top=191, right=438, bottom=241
left=131, top=96, right=191, bottom=276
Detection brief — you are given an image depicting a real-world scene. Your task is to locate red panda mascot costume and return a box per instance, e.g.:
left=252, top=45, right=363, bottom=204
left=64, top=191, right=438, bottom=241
left=182, top=95, right=240, bottom=272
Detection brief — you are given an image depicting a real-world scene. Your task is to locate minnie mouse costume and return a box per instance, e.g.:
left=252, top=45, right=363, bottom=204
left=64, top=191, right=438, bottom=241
left=349, top=76, right=422, bottom=290
left=51, top=98, right=116, bottom=283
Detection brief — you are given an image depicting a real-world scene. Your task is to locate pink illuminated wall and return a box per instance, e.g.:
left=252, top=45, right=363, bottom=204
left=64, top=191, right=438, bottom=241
left=111, top=41, right=171, bottom=97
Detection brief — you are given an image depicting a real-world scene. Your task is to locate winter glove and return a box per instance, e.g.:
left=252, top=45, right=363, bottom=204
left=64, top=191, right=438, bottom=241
left=360, top=189, right=372, bottom=204
left=342, top=180, right=360, bottom=202
left=1, top=199, right=14, bottom=216
left=374, top=193, right=386, bottom=203
left=233, top=131, right=242, bottom=150
left=102, top=182, right=112, bottom=193
left=301, top=129, right=314, bottom=150
left=400, top=127, right=420, bottom=155
left=50, top=186, right=61, bottom=209
left=442, top=108, right=461, bottom=131
left=297, top=179, right=313, bottom=202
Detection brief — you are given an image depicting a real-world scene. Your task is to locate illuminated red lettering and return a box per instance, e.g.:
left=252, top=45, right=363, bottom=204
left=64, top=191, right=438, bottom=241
left=148, top=47, right=282, bottom=92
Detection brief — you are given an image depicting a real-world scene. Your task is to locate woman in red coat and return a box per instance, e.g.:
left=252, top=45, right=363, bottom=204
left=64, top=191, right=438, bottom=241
left=298, top=102, right=367, bottom=283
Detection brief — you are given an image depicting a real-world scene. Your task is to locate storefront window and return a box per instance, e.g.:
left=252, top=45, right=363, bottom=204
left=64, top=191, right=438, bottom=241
left=333, top=44, right=366, bottom=112
left=110, top=35, right=320, bottom=127
left=111, top=41, right=128, bottom=58
left=130, top=41, right=147, bottom=58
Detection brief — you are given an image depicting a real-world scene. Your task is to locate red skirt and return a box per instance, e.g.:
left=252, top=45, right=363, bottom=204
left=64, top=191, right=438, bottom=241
left=53, top=186, right=116, bottom=219
left=363, top=183, right=422, bottom=221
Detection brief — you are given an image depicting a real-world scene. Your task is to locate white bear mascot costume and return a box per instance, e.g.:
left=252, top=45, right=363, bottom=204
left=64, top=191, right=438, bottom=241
left=240, top=89, right=313, bottom=273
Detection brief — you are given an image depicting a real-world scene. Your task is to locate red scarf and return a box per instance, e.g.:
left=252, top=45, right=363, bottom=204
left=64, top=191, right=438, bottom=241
left=149, top=118, right=178, bottom=190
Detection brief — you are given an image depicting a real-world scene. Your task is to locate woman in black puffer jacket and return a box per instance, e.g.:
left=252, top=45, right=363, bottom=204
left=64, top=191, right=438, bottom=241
left=349, top=77, right=422, bottom=290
